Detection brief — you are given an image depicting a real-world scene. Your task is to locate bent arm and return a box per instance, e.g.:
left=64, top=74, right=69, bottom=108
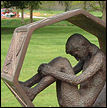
left=46, top=52, right=103, bottom=85
left=73, top=60, right=84, bottom=74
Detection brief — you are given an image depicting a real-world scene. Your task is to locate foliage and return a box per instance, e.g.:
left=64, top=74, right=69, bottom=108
left=26, top=1, right=42, bottom=9
left=2, top=1, right=27, bottom=9
left=1, top=1, right=12, bottom=8
left=88, top=1, right=106, bottom=21
left=88, top=1, right=105, bottom=12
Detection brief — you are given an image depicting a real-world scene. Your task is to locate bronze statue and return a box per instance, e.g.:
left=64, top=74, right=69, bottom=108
left=20, top=33, right=106, bottom=107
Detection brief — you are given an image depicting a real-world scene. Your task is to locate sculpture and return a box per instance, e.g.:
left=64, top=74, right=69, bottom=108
left=20, top=33, right=106, bottom=107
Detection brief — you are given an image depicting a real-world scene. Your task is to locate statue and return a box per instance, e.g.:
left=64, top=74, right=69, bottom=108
left=20, top=33, right=106, bottom=107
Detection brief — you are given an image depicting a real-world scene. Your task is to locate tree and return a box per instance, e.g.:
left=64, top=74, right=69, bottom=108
left=58, top=1, right=72, bottom=11
left=12, top=1, right=27, bottom=23
left=88, top=1, right=106, bottom=22
left=2, top=1, right=27, bottom=23
left=26, top=1, right=42, bottom=23
left=67, top=1, right=106, bottom=22
left=83, top=1, right=87, bottom=10
left=100, top=1, right=106, bottom=22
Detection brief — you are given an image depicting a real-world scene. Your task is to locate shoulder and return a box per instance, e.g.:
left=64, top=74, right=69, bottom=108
left=93, top=50, right=106, bottom=65
left=91, top=44, right=105, bottom=58
left=95, top=50, right=105, bottom=59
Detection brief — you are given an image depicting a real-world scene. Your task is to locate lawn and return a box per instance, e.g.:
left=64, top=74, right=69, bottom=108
left=1, top=15, right=100, bottom=107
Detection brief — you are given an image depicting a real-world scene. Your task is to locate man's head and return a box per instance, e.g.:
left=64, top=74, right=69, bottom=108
left=66, top=33, right=91, bottom=61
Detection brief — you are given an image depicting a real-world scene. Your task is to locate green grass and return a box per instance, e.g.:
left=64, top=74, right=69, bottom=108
left=1, top=16, right=100, bottom=107
left=90, top=11, right=102, bottom=17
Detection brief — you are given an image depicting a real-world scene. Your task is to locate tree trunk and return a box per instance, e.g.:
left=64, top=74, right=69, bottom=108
left=65, top=2, right=70, bottom=11
left=83, top=1, right=87, bottom=10
left=16, top=9, right=19, bottom=18
left=21, top=8, right=24, bottom=23
left=30, top=7, right=33, bottom=23
left=102, top=1, right=106, bottom=22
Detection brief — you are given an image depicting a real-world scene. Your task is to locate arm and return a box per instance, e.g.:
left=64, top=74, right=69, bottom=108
left=19, top=73, right=42, bottom=87
left=42, top=52, right=103, bottom=85
left=73, top=60, right=84, bottom=74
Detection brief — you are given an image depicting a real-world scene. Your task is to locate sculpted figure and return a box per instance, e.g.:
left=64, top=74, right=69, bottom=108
left=20, top=33, right=106, bottom=107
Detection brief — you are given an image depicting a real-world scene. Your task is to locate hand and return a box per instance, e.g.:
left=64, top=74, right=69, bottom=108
left=38, top=63, right=53, bottom=75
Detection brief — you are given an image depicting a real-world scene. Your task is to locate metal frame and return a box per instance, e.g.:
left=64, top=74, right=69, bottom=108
left=1, top=9, right=106, bottom=107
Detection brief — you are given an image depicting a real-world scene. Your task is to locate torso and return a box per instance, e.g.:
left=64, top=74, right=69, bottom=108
left=57, top=51, right=106, bottom=107
left=80, top=51, right=106, bottom=106
left=80, top=51, right=106, bottom=93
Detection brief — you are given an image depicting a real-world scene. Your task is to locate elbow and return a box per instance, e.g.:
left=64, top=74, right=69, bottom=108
left=73, top=81, right=79, bottom=85
left=70, top=79, right=80, bottom=85
left=72, top=77, right=82, bottom=85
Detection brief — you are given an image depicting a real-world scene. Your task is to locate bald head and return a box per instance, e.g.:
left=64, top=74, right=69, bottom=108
left=66, top=33, right=91, bottom=61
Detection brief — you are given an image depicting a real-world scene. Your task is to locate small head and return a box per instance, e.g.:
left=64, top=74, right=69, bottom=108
left=66, top=33, right=91, bottom=61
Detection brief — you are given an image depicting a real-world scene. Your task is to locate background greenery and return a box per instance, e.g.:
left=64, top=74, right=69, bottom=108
left=1, top=10, right=100, bottom=107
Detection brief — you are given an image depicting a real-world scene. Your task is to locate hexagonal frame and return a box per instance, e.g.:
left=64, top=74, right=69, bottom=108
left=1, top=9, right=106, bottom=107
